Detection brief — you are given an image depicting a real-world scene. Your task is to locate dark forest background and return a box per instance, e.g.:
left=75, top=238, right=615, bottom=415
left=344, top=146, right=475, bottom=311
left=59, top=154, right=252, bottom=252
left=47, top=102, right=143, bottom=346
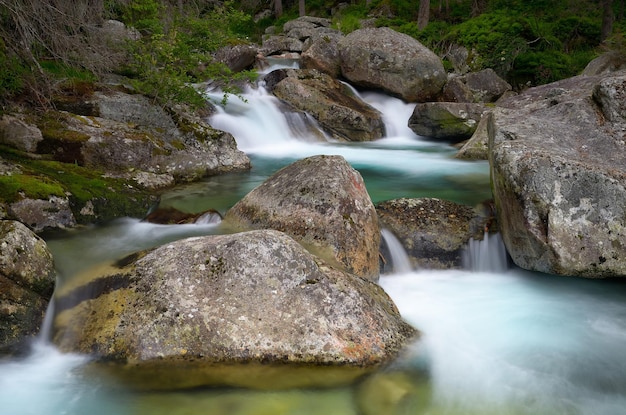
left=0, top=0, right=623, bottom=109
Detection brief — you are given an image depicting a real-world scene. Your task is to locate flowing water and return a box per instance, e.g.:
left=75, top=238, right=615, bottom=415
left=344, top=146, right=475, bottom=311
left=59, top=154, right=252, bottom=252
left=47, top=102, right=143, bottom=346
left=3, top=72, right=626, bottom=415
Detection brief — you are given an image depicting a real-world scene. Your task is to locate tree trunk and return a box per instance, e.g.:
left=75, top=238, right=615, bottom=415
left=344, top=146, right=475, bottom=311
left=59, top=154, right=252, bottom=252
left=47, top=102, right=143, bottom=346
left=417, top=0, right=430, bottom=30
left=601, top=0, right=614, bottom=41
left=274, top=0, right=283, bottom=17
left=471, top=0, right=486, bottom=16
left=299, top=0, right=305, bottom=16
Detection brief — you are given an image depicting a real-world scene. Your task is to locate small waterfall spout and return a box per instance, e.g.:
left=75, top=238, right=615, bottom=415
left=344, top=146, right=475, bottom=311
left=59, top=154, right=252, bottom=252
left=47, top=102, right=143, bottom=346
left=381, top=228, right=413, bottom=275
left=463, top=232, right=509, bottom=273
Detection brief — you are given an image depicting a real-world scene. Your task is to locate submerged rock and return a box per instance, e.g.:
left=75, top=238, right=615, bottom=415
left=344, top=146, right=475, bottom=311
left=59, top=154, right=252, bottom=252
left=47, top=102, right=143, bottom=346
left=376, top=198, right=488, bottom=270
left=0, top=220, right=55, bottom=351
left=52, top=229, right=417, bottom=390
left=224, top=155, right=381, bottom=281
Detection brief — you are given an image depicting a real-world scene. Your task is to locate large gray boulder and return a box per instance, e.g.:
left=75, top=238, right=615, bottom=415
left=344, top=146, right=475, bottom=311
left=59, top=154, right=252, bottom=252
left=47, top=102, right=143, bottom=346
left=265, top=68, right=385, bottom=141
left=0, top=115, right=43, bottom=152
left=338, top=27, right=446, bottom=102
left=0, top=220, right=55, bottom=350
left=376, top=198, right=488, bottom=270
left=224, top=155, right=381, bottom=281
left=582, top=51, right=626, bottom=76
left=408, top=102, right=487, bottom=141
left=490, top=74, right=626, bottom=277
left=38, top=90, right=250, bottom=182
left=301, top=31, right=344, bottom=78
left=442, top=69, right=512, bottom=103
left=52, top=229, right=417, bottom=390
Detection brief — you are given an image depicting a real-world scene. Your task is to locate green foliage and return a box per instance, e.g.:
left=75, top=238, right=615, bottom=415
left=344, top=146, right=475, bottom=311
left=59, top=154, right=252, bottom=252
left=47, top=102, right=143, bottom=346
left=120, top=0, right=164, bottom=35
left=0, top=45, right=27, bottom=101
left=553, top=16, right=601, bottom=52
left=447, top=11, right=529, bottom=75
left=125, top=2, right=257, bottom=108
left=511, top=50, right=573, bottom=85
left=333, top=13, right=363, bottom=34
left=39, top=61, right=97, bottom=83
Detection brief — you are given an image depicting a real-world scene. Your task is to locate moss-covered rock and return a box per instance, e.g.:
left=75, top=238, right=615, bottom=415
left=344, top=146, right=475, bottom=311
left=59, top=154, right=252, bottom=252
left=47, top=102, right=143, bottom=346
left=0, top=220, right=56, bottom=351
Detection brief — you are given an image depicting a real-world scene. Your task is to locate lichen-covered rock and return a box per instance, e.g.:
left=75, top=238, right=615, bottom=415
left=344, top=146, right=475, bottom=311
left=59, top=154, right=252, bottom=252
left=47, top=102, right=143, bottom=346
left=376, top=198, right=487, bottom=270
left=455, top=111, right=492, bottom=160
left=8, top=197, right=76, bottom=233
left=338, top=27, right=446, bottom=102
left=408, top=102, right=487, bottom=142
left=592, top=74, right=626, bottom=122
left=582, top=52, right=626, bottom=76
left=0, top=220, right=55, bottom=350
left=260, top=35, right=304, bottom=56
left=463, top=69, right=512, bottom=103
left=35, top=90, right=250, bottom=182
left=224, top=155, right=381, bottom=281
left=265, top=68, right=385, bottom=141
left=52, top=229, right=417, bottom=390
left=0, top=115, right=43, bottom=153
left=301, top=31, right=344, bottom=78
left=213, top=44, right=258, bottom=72
left=490, top=74, right=626, bottom=277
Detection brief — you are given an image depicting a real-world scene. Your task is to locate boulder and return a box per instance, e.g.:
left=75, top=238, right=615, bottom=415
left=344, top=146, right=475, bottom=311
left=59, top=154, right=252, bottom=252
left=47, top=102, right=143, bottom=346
left=489, top=74, right=626, bottom=277
left=36, top=90, right=250, bottom=182
left=260, top=35, right=304, bottom=56
left=441, top=69, right=511, bottom=103
left=265, top=68, right=385, bottom=141
left=8, top=197, right=76, bottom=233
left=455, top=111, right=492, bottom=160
left=301, top=31, right=344, bottom=78
left=213, top=44, right=258, bottom=72
left=592, top=74, right=626, bottom=122
left=224, top=155, right=381, bottom=281
left=408, top=102, right=487, bottom=142
left=463, top=69, right=512, bottom=102
left=338, top=27, right=446, bottom=102
left=0, top=220, right=55, bottom=350
left=440, top=76, right=475, bottom=103
left=582, top=52, right=626, bottom=76
left=52, top=229, right=417, bottom=390
left=0, top=115, right=43, bottom=153
left=376, top=198, right=487, bottom=270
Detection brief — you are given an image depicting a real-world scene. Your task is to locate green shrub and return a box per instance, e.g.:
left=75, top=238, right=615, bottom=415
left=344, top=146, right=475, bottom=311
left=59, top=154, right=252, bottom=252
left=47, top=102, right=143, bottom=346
left=553, top=16, right=601, bottom=52
left=334, top=13, right=362, bottom=34
left=511, top=50, right=574, bottom=86
left=125, top=3, right=257, bottom=108
left=0, top=47, right=26, bottom=101
left=120, top=0, right=163, bottom=35
left=448, top=11, right=529, bottom=75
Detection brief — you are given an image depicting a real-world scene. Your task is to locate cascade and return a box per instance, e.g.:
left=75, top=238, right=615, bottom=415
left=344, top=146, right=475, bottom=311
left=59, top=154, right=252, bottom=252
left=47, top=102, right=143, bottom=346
left=11, top=61, right=626, bottom=415
left=462, top=231, right=509, bottom=273
left=380, top=228, right=413, bottom=274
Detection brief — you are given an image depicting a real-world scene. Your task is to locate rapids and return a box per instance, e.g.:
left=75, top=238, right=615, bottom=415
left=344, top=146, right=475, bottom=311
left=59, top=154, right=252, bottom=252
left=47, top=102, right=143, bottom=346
left=3, top=71, right=626, bottom=415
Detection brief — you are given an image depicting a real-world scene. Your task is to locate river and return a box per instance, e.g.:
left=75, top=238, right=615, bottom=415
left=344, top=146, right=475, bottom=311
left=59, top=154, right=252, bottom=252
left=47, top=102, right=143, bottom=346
left=2, top=68, right=626, bottom=415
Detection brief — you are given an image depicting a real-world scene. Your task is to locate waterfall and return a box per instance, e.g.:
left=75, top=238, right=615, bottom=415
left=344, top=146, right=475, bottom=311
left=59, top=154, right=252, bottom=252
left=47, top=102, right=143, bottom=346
left=463, top=232, right=509, bottom=273
left=381, top=228, right=413, bottom=275
left=37, top=295, right=56, bottom=343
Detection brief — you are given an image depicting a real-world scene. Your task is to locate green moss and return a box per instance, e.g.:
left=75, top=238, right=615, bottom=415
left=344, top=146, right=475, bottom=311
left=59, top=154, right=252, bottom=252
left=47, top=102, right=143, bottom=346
left=0, top=174, right=65, bottom=203
left=37, top=113, right=90, bottom=143
left=0, top=145, right=156, bottom=222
